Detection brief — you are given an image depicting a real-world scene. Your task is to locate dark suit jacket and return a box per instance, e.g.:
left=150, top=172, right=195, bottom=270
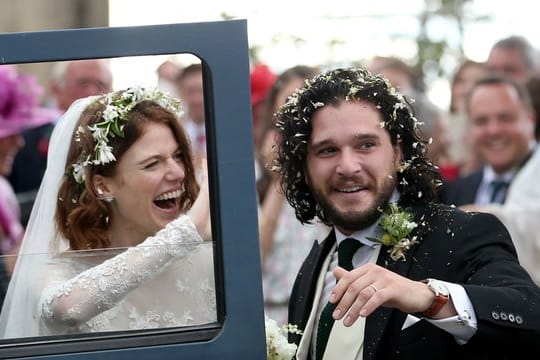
left=7, top=122, right=55, bottom=226
left=440, top=151, right=534, bottom=207
left=440, top=169, right=483, bottom=206
left=288, top=202, right=540, bottom=360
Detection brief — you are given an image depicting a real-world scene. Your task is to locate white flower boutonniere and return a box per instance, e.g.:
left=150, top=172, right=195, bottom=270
left=265, top=316, right=302, bottom=360
left=368, top=203, right=418, bottom=261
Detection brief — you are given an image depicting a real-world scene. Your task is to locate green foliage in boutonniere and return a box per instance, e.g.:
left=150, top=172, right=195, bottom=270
left=367, top=203, right=418, bottom=261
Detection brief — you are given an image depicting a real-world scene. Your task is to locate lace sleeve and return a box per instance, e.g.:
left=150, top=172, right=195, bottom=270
left=39, top=214, right=203, bottom=332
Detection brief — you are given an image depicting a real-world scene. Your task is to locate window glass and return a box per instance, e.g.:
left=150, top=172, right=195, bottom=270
left=0, top=21, right=264, bottom=358
left=0, top=55, right=216, bottom=341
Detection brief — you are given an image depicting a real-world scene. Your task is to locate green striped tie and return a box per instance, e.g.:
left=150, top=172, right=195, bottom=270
left=315, top=238, right=362, bottom=360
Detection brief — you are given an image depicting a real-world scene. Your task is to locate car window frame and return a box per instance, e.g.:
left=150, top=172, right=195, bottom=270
left=0, top=19, right=265, bottom=359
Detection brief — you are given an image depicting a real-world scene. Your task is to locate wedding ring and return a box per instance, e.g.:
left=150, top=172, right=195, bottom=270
left=369, top=284, right=378, bottom=292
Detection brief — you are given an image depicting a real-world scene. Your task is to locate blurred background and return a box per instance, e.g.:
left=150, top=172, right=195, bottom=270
left=3, top=0, right=540, bottom=315
left=0, top=0, right=537, bottom=108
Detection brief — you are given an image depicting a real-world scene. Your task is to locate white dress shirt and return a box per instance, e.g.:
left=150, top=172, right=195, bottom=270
left=474, top=166, right=515, bottom=205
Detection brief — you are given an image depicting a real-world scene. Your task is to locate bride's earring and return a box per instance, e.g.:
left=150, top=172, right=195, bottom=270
left=97, top=188, right=114, bottom=203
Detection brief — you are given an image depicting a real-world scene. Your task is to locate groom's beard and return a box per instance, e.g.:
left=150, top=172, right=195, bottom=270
left=312, top=177, right=396, bottom=233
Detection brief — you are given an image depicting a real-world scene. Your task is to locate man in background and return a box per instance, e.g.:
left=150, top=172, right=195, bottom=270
left=486, top=35, right=538, bottom=84
left=441, top=75, right=536, bottom=207
left=175, top=63, right=206, bottom=163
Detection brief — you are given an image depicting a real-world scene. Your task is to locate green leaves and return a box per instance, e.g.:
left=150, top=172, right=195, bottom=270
left=369, top=203, right=419, bottom=261
left=380, top=203, right=417, bottom=244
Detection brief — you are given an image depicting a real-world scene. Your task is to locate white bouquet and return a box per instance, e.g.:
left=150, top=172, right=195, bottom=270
left=265, top=315, right=302, bottom=360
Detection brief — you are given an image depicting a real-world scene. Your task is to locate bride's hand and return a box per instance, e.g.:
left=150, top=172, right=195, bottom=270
left=187, top=158, right=211, bottom=240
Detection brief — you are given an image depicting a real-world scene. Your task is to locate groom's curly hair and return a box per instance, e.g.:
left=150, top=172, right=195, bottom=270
left=273, top=67, right=441, bottom=225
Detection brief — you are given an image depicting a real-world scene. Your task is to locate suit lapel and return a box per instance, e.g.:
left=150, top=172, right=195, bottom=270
left=468, top=170, right=483, bottom=204
left=363, top=205, right=430, bottom=360
left=296, top=243, right=336, bottom=360
left=292, top=205, right=432, bottom=360
left=288, top=231, right=336, bottom=347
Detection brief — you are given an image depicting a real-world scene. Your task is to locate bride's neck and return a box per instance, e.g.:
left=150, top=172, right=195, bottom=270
left=105, top=223, right=149, bottom=249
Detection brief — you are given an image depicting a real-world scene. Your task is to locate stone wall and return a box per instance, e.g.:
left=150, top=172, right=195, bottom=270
left=0, top=0, right=108, bottom=87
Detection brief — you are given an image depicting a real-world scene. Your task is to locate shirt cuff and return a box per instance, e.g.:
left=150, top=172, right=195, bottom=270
left=401, top=281, right=477, bottom=344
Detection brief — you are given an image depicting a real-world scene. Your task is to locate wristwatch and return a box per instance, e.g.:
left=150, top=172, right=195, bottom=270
left=419, top=278, right=449, bottom=318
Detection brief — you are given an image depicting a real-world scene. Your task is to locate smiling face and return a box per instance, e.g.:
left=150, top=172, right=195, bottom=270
left=97, top=122, right=186, bottom=246
left=467, top=82, right=535, bottom=174
left=305, top=100, right=402, bottom=234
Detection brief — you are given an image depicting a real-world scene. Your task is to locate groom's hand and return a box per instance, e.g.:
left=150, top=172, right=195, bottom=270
left=330, top=264, right=435, bottom=326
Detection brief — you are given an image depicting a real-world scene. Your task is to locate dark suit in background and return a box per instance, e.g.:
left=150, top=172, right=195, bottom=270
left=7, top=122, right=55, bottom=226
left=440, top=151, right=534, bottom=207
left=440, top=170, right=483, bottom=206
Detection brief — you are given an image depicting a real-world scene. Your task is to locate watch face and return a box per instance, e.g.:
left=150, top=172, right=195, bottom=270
left=428, top=279, right=449, bottom=296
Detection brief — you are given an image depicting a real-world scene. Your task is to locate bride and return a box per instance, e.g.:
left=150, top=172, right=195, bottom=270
left=0, top=87, right=216, bottom=337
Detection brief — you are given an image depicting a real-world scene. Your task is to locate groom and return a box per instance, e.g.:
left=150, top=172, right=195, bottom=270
left=272, top=67, right=540, bottom=360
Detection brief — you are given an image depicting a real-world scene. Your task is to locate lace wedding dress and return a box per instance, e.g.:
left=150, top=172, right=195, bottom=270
left=0, top=97, right=217, bottom=338
left=38, top=215, right=217, bottom=335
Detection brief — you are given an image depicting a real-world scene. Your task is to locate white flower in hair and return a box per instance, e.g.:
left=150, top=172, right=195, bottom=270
left=72, top=163, right=86, bottom=184
left=89, top=125, right=107, bottom=141
left=102, top=105, right=119, bottom=122
left=96, top=144, right=116, bottom=164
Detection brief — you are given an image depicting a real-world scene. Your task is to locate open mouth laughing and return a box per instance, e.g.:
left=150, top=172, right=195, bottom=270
left=153, top=189, right=181, bottom=209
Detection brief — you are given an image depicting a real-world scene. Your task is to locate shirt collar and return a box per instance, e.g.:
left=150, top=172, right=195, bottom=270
left=482, top=165, right=514, bottom=185
left=482, top=143, right=538, bottom=184
left=335, top=222, right=381, bottom=248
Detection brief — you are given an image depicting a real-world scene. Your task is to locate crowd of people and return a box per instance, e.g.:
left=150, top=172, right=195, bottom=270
left=0, top=33, right=540, bottom=358
left=252, top=34, right=540, bottom=359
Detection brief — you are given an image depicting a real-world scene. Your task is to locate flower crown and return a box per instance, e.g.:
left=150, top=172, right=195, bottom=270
left=72, top=86, right=182, bottom=184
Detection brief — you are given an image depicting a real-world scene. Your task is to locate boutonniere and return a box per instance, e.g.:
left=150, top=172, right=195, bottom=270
left=367, top=203, right=418, bottom=261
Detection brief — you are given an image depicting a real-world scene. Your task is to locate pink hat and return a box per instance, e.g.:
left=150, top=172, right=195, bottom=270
left=250, top=64, right=277, bottom=106
left=0, top=65, right=60, bottom=138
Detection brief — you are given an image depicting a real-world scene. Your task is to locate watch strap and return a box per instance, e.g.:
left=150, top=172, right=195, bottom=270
left=419, top=279, right=449, bottom=317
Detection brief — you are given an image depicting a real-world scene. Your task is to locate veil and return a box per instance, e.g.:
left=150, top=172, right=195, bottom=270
left=0, top=96, right=98, bottom=338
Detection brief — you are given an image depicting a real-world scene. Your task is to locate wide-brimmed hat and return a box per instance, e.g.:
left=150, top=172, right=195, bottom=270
left=0, top=65, right=60, bottom=138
